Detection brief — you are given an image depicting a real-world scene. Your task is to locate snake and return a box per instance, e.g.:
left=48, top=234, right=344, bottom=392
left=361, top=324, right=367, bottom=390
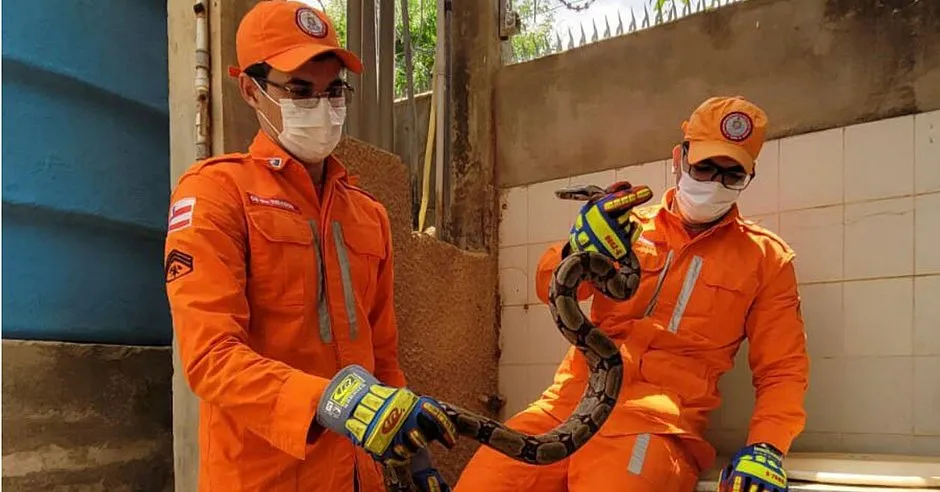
left=386, top=183, right=652, bottom=490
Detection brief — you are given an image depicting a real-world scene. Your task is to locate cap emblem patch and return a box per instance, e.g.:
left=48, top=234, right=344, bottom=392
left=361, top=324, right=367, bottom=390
left=720, top=112, right=753, bottom=142
left=296, top=8, right=328, bottom=38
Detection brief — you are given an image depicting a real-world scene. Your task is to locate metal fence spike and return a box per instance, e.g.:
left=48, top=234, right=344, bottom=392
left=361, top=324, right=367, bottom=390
left=616, top=10, right=625, bottom=35
left=654, top=4, right=663, bottom=24
left=603, top=15, right=611, bottom=38
left=555, top=32, right=564, bottom=51
left=696, top=0, right=705, bottom=12
left=669, top=1, right=678, bottom=20
left=683, top=0, right=692, bottom=15
left=579, top=23, right=587, bottom=45
left=567, top=28, right=576, bottom=49
left=628, top=8, right=637, bottom=32
left=642, top=5, right=650, bottom=28
left=591, top=18, right=599, bottom=42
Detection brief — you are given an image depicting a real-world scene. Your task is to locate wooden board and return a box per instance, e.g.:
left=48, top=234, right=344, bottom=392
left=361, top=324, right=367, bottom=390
left=785, top=453, right=940, bottom=488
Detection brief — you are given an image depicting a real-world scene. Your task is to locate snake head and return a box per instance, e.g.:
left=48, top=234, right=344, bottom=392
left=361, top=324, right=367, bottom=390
left=556, top=181, right=654, bottom=207
left=554, top=184, right=607, bottom=202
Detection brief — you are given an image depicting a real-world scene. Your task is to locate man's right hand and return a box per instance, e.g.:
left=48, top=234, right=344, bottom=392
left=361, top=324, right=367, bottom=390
left=566, top=182, right=653, bottom=262
left=316, top=365, right=457, bottom=463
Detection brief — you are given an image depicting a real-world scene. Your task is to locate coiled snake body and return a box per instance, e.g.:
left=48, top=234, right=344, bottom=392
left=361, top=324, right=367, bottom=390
left=387, top=184, right=651, bottom=490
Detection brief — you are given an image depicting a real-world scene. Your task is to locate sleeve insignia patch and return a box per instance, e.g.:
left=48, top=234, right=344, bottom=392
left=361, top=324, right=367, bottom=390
left=165, top=249, right=194, bottom=283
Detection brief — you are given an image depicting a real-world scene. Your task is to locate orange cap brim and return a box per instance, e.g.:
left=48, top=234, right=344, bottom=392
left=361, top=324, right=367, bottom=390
left=688, top=140, right=755, bottom=174
left=266, top=44, right=363, bottom=74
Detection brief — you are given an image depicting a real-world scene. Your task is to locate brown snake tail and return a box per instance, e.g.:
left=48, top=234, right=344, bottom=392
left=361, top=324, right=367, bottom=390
left=384, top=183, right=650, bottom=490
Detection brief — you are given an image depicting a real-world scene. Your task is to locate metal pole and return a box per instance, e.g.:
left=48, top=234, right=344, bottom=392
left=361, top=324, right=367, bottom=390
left=378, top=0, right=395, bottom=152
left=347, top=0, right=363, bottom=140
left=194, top=1, right=211, bottom=159
left=362, top=0, right=379, bottom=146
left=400, top=0, right=420, bottom=225
left=434, top=0, right=445, bottom=234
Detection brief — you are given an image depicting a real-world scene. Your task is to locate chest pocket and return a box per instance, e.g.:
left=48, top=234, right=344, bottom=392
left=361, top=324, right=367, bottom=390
left=676, top=260, right=758, bottom=346
left=332, top=221, right=387, bottom=311
left=246, top=209, right=314, bottom=308
left=592, top=245, right=671, bottom=325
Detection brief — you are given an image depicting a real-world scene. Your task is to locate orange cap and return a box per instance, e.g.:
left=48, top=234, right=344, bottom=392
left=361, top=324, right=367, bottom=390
left=681, top=96, right=768, bottom=174
left=234, top=0, right=363, bottom=75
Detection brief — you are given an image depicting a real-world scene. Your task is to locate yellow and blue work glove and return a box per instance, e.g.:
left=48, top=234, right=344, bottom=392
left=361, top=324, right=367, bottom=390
left=565, top=182, right=653, bottom=262
left=718, top=443, right=788, bottom=492
left=316, top=365, right=457, bottom=464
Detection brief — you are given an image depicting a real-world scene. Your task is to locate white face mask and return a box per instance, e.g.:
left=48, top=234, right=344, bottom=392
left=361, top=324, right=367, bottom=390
left=675, top=169, right=741, bottom=224
left=255, top=80, right=347, bottom=163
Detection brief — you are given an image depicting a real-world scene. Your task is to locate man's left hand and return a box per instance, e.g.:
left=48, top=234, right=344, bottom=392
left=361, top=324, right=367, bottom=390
left=718, top=443, right=788, bottom=492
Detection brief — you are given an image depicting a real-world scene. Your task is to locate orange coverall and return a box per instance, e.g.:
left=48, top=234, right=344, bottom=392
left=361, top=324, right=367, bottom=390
left=164, top=131, right=404, bottom=491
left=457, top=188, right=809, bottom=491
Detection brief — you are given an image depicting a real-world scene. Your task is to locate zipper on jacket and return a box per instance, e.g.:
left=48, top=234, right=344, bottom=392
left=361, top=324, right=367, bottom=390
left=643, top=250, right=674, bottom=318
left=352, top=455, right=360, bottom=492
left=309, top=220, right=333, bottom=343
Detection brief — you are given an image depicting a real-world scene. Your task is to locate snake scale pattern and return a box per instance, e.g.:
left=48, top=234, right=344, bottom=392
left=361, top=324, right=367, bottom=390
left=385, top=184, right=648, bottom=491
left=436, top=246, right=641, bottom=464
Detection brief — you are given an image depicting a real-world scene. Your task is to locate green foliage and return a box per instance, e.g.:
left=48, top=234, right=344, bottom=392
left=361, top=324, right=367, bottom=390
left=319, top=0, right=555, bottom=98
left=507, top=0, right=558, bottom=63
left=650, top=0, right=692, bottom=15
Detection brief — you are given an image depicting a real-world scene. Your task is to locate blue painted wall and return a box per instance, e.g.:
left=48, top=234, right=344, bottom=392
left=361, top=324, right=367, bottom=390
left=2, top=0, right=171, bottom=345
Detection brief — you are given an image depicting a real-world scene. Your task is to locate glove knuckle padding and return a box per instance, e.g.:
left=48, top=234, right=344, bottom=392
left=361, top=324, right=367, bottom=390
left=318, top=365, right=438, bottom=461
left=719, top=444, right=788, bottom=492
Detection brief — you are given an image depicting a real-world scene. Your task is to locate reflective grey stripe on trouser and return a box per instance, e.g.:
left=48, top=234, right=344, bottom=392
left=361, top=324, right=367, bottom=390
left=332, top=221, right=359, bottom=340
left=667, top=255, right=704, bottom=334
left=309, top=221, right=332, bottom=343
left=627, top=433, right=651, bottom=475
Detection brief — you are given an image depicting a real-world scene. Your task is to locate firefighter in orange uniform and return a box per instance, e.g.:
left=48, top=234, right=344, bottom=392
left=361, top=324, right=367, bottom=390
left=455, top=96, right=808, bottom=492
left=164, top=2, right=455, bottom=491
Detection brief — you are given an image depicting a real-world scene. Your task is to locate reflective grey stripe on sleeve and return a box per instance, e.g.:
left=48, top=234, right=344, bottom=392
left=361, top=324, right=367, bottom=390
left=627, top=433, right=651, bottom=475
left=332, top=221, right=360, bottom=341
left=643, top=250, right=675, bottom=317
left=667, top=255, right=703, bottom=334
left=309, top=220, right=332, bottom=343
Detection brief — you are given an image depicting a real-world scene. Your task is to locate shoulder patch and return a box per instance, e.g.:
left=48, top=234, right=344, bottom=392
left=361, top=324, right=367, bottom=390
left=165, top=249, right=194, bottom=283
left=168, top=197, right=196, bottom=233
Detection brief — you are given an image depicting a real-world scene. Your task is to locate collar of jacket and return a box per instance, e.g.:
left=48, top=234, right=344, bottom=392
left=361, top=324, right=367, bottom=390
left=641, top=187, right=741, bottom=245
left=247, top=130, right=351, bottom=185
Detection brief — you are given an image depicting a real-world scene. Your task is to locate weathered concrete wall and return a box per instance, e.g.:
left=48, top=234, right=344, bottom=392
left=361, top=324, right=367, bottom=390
left=495, top=0, right=940, bottom=187
left=335, top=139, right=499, bottom=481
left=445, top=0, right=502, bottom=251
left=1, top=340, right=173, bottom=491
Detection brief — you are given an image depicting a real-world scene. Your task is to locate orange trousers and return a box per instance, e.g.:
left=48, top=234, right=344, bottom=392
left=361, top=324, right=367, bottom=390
left=454, top=408, right=700, bottom=492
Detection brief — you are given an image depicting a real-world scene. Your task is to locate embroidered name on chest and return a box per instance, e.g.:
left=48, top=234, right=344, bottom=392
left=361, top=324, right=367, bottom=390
left=247, top=193, right=301, bottom=214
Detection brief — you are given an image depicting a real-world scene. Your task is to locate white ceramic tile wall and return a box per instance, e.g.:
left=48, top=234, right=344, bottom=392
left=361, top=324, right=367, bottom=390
left=843, top=197, right=914, bottom=280
left=496, top=112, right=940, bottom=455
left=779, top=128, right=843, bottom=211
left=843, top=115, right=915, bottom=203
left=914, top=110, right=940, bottom=194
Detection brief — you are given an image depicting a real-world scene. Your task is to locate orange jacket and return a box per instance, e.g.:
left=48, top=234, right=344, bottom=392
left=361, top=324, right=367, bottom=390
left=531, top=188, right=808, bottom=472
left=164, top=131, right=405, bottom=492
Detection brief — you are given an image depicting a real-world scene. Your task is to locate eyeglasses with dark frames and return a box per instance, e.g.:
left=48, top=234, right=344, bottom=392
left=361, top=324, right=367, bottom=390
left=254, top=77, right=354, bottom=101
left=681, top=145, right=754, bottom=191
